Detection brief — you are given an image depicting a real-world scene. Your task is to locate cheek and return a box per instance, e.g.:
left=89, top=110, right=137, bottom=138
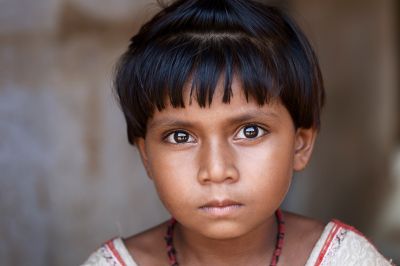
left=236, top=139, right=294, bottom=198
left=146, top=147, right=198, bottom=209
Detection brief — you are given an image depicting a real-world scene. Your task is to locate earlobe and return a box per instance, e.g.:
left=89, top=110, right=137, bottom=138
left=136, top=138, right=153, bottom=179
left=293, top=128, right=317, bottom=171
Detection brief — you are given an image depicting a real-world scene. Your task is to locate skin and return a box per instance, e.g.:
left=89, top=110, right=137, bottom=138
left=125, top=78, right=324, bottom=265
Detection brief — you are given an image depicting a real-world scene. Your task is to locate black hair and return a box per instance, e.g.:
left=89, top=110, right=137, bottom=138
left=114, top=0, right=325, bottom=145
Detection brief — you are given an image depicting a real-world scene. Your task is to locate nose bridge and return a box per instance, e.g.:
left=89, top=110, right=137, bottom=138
left=197, top=136, right=238, bottom=184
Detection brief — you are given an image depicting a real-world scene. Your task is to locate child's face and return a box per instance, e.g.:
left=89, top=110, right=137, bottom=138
left=137, top=77, right=316, bottom=239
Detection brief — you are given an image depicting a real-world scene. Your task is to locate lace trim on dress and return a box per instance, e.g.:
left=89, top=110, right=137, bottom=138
left=306, top=220, right=393, bottom=266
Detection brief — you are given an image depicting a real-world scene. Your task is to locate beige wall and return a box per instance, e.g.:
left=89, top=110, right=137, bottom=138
left=0, top=0, right=398, bottom=265
left=283, top=0, right=399, bottom=259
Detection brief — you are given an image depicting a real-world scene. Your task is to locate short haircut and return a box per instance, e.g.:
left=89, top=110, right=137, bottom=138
left=114, top=0, right=325, bottom=145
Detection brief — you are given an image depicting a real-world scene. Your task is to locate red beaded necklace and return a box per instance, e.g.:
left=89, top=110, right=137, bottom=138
left=165, top=209, right=285, bottom=266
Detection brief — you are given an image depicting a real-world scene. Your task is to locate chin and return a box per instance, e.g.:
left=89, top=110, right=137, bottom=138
left=198, top=221, right=247, bottom=240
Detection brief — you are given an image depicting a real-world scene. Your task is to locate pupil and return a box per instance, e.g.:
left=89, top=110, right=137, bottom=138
left=244, top=126, right=258, bottom=138
left=174, top=131, right=189, bottom=143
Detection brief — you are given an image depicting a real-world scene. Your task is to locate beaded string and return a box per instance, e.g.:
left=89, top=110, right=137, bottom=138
left=165, top=209, right=285, bottom=266
left=165, top=218, right=179, bottom=266
left=270, top=209, right=285, bottom=265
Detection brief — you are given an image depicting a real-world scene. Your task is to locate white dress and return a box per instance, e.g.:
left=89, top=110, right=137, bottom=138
left=82, top=220, right=393, bottom=266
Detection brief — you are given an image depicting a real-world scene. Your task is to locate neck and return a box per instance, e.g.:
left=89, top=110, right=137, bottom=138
left=174, top=217, right=277, bottom=266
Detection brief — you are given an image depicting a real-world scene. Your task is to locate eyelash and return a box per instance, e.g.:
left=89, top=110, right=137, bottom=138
left=163, top=124, right=269, bottom=145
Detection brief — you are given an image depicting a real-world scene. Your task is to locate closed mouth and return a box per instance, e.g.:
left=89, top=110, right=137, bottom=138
left=199, top=199, right=243, bottom=216
left=200, top=199, right=242, bottom=208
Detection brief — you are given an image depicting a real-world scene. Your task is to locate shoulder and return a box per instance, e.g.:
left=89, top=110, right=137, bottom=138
left=81, top=221, right=170, bottom=266
left=123, top=221, right=170, bottom=266
left=284, top=211, right=325, bottom=241
left=305, top=219, right=393, bottom=266
left=280, top=211, right=325, bottom=265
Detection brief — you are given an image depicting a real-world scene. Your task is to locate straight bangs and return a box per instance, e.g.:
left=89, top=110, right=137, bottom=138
left=134, top=34, right=281, bottom=110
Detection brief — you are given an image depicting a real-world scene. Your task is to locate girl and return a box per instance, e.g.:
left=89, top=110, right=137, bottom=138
left=83, top=0, right=393, bottom=265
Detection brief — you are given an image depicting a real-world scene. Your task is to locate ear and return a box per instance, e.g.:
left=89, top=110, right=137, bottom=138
left=136, top=138, right=153, bottom=179
left=293, top=127, right=318, bottom=171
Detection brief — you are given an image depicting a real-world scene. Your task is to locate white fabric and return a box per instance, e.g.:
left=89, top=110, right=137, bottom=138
left=82, top=221, right=392, bottom=266
left=305, top=221, right=336, bottom=266
left=305, top=221, right=392, bottom=266
left=82, top=238, right=137, bottom=266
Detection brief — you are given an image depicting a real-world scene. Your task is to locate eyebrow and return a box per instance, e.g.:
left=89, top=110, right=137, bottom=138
left=148, top=110, right=279, bottom=129
left=226, top=110, right=279, bottom=125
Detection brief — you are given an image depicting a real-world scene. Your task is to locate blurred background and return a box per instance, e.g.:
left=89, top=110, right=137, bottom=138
left=0, top=0, right=398, bottom=265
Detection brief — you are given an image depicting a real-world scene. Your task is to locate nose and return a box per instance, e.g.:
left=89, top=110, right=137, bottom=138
left=197, top=138, right=239, bottom=185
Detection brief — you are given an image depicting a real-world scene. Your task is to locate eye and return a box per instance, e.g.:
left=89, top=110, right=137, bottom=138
left=164, top=130, right=195, bottom=144
left=235, top=124, right=267, bottom=140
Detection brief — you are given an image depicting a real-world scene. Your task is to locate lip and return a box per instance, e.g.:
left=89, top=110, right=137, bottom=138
left=199, top=199, right=243, bottom=216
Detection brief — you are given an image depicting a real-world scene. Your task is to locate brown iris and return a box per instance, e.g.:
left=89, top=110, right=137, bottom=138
left=173, top=131, right=190, bottom=143
left=243, top=125, right=258, bottom=138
